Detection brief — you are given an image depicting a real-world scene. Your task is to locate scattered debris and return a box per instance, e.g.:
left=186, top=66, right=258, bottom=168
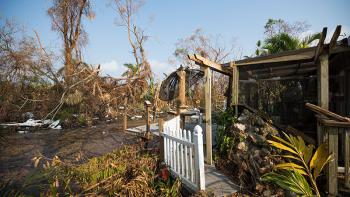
left=216, top=109, right=283, bottom=196
left=1, top=119, right=62, bottom=131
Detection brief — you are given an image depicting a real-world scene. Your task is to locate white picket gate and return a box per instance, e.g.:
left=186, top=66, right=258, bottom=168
left=162, top=116, right=205, bottom=191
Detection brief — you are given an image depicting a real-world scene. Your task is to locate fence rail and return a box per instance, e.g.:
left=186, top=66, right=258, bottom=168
left=162, top=116, right=205, bottom=191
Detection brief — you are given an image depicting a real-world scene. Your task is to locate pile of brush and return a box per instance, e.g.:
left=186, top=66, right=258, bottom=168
left=215, top=109, right=285, bottom=196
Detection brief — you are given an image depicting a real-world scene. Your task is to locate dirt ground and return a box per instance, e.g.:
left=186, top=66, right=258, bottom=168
left=0, top=119, right=147, bottom=186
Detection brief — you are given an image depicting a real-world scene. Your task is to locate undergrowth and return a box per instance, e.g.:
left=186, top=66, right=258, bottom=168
left=21, top=145, right=182, bottom=196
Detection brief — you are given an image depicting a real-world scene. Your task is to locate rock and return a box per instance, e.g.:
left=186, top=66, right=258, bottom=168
left=237, top=141, right=246, bottom=151
left=234, top=123, right=246, bottom=131
left=263, top=189, right=272, bottom=197
left=255, top=183, right=265, bottom=193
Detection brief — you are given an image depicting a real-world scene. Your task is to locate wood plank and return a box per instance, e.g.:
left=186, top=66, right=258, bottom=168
left=252, top=66, right=317, bottom=79
left=229, top=47, right=316, bottom=66
left=204, top=67, right=212, bottom=165
left=231, top=63, right=239, bottom=109
left=319, top=119, right=350, bottom=128
left=158, top=118, right=164, bottom=161
left=188, top=54, right=232, bottom=76
left=314, top=27, right=327, bottom=63
left=305, top=103, right=350, bottom=122
left=345, top=129, right=350, bottom=189
left=327, top=126, right=338, bottom=196
left=317, top=53, right=329, bottom=145
left=329, top=25, right=342, bottom=51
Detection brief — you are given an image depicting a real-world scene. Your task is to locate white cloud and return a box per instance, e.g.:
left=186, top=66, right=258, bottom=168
left=149, top=59, right=177, bottom=80
left=99, top=59, right=178, bottom=80
left=99, top=60, right=126, bottom=77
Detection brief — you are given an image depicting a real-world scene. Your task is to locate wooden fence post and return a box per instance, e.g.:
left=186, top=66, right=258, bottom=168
left=158, top=118, right=164, bottom=161
left=119, top=105, right=127, bottom=132
left=194, top=125, right=205, bottom=190
left=327, top=126, right=338, bottom=196
left=145, top=100, right=152, bottom=139
left=123, top=110, right=127, bottom=132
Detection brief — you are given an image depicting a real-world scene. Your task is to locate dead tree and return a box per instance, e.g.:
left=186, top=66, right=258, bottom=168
left=48, top=0, right=94, bottom=85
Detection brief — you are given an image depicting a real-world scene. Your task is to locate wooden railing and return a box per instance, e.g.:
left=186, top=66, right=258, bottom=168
left=162, top=116, right=205, bottom=191
left=319, top=118, right=350, bottom=195
left=306, top=103, right=350, bottom=196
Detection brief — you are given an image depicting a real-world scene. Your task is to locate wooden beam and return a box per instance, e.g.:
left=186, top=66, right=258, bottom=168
left=314, top=27, right=327, bottom=63
left=317, top=53, right=329, bottom=145
left=204, top=66, right=212, bottom=165
left=231, top=62, right=239, bottom=107
left=329, top=25, right=342, bottom=52
left=188, top=54, right=232, bottom=76
left=252, top=67, right=317, bottom=79
left=306, top=103, right=350, bottom=122
left=318, top=54, right=329, bottom=110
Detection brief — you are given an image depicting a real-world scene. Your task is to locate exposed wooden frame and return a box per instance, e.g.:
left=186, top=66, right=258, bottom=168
left=188, top=54, right=232, bottom=76
left=204, top=66, right=212, bottom=165
left=306, top=103, right=350, bottom=122
left=329, top=25, right=342, bottom=52
left=314, top=27, right=328, bottom=63
left=231, top=62, right=239, bottom=112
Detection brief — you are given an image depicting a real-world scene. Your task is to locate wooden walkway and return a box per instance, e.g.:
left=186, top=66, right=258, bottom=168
left=127, top=122, right=238, bottom=196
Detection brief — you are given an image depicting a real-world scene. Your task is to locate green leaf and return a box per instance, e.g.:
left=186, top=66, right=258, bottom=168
left=261, top=170, right=313, bottom=196
left=310, top=143, right=333, bottom=178
left=275, top=163, right=307, bottom=175
left=267, top=140, right=298, bottom=155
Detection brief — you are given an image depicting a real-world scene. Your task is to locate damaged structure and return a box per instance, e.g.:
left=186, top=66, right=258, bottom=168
left=185, top=25, right=350, bottom=195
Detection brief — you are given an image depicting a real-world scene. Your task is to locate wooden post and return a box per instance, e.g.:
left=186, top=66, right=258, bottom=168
left=123, top=110, right=127, bottom=132
left=204, top=66, right=212, bottom=165
left=119, top=103, right=127, bottom=132
left=158, top=118, right=164, bottom=161
left=345, top=129, right=350, bottom=189
left=231, top=62, right=239, bottom=116
left=177, top=66, right=187, bottom=114
left=194, top=125, right=205, bottom=190
left=145, top=100, right=152, bottom=139
left=226, top=75, right=232, bottom=108
left=317, top=54, right=329, bottom=145
left=327, top=126, right=338, bottom=196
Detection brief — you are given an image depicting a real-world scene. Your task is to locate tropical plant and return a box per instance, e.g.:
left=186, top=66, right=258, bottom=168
left=121, top=63, right=139, bottom=77
left=256, top=32, right=320, bottom=55
left=261, top=132, right=333, bottom=197
left=256, top=18, right=321, bottom=56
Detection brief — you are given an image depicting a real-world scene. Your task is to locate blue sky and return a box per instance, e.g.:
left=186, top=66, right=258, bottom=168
left=1, top=0, right=349, bottom=80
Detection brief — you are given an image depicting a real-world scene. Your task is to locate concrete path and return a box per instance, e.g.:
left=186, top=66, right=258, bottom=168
left=126, top=122, right=160, bottom=136
left=205, top=164, right=239, bottom=196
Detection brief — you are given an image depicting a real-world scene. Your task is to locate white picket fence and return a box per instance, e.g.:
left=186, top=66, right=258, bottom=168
left=162, top=116, right=205, bottom=191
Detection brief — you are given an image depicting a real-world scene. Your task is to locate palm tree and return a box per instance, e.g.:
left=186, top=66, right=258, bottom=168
left=256, top=32, right=321, bottom=56
left=121, top=63, right=139, bottom=77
